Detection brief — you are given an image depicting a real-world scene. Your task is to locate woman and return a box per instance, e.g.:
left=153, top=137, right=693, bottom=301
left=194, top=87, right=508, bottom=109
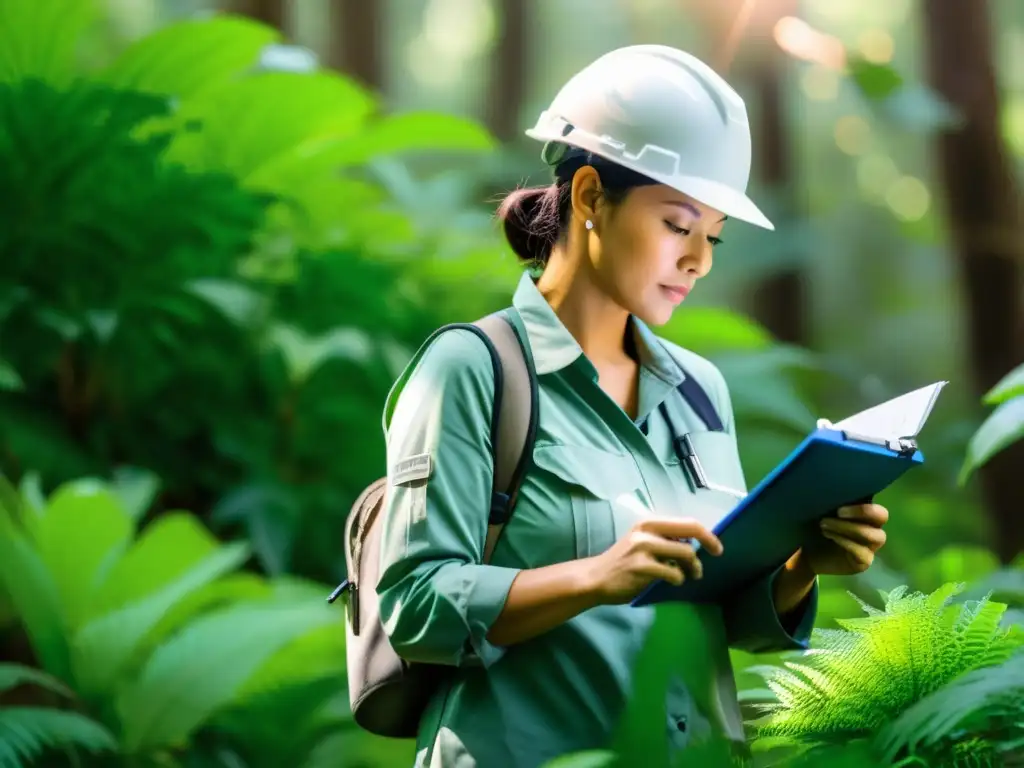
left=376, top=45, right=889, bottom=767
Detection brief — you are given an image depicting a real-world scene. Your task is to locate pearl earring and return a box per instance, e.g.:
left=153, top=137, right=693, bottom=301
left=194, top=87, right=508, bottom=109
left=585, top=219, right=593, bottom=230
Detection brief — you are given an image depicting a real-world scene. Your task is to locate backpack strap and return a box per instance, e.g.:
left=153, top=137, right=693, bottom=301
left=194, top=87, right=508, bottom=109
left=472, top=309, right=539, bottom=563
left=384, top=309, right=538, bottom=566
left=658, top=342, right=725, bottom=432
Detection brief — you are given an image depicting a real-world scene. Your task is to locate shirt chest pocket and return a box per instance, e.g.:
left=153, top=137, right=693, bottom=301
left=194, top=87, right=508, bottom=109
left=531, top=443, right=646, bottom=560
left=664, top=430, right=748, bottom=518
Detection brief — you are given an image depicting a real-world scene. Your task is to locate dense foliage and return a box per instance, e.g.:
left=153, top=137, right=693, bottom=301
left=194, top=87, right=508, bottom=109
left=0, top=2, right=1022, bottom=767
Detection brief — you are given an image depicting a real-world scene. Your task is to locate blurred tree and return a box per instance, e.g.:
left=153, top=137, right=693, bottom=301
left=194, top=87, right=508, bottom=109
left=485, top=0, right=529, bottom=142
left=228, top=0, right=287, bottom=32
left=921, top=0, right=1024, bottom=563
left=700, top=0, right=808, bottom=347
left=327, top=0, right=383, bottom=92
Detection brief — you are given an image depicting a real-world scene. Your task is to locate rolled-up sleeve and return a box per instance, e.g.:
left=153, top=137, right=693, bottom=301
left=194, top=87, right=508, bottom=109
left=723, top=568, right=817, bottom=652
left=375, top=329, right=520, bottom=669
left=707, top=364, right=819, bottom=653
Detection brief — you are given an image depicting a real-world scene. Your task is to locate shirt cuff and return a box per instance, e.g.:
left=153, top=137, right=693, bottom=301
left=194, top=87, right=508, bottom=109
left=723, top=565, right=818, bottom=654
left=462, top=564, right=521, bottom=668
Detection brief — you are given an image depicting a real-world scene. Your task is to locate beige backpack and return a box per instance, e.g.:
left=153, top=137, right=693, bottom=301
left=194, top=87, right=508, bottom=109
left=328, top=309, right=539, bottom=738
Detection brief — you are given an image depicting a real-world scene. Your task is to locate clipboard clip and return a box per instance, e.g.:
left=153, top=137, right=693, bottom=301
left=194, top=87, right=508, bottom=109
left=818, top=420, right=918, bottom=457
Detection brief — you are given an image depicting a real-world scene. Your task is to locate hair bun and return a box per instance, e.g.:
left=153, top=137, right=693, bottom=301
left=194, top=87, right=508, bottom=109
left=496, top=185, right=560, bottom=264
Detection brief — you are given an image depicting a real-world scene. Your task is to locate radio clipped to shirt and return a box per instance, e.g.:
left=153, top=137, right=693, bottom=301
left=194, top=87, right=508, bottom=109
left=635, top=381, right=947, bottom=606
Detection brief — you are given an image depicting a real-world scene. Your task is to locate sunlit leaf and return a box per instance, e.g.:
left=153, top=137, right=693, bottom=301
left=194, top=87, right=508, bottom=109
left=662, top=307, right=775, bottom=355
left=984, top=363, right=1024, bottom=406
left=0, top=358, right=22, bottom=391
left=108, top=466, right=161, bottom=523
left=959, top=396, right=1024, bottom=484
left=98, top=15, right=280, bottom=99
left=90, top=513, right=225, bottom=616
left=847, top=58, right=903, bottom=100
left=33, top=481, right=133, bottom=629
left=0, top=0, right=101, bottom=86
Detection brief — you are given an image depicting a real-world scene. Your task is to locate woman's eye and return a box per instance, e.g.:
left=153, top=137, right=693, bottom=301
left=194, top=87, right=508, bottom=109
left=707, top=236, right=723, bottom=246
left=664, top=220, right=688, bottom=235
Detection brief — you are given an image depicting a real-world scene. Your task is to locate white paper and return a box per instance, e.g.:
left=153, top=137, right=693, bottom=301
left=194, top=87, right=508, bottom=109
left=830, top=381, right=947, bottom=441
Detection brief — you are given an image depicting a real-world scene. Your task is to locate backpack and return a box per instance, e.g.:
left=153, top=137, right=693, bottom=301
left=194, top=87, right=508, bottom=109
left=329, top=309, right=724, bottom=739
left=328, top=308, right=540, bottom=739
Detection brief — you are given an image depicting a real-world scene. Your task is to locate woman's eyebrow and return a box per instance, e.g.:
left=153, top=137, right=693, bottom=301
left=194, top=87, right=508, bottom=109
left=663, top=200, right=728, bottom=223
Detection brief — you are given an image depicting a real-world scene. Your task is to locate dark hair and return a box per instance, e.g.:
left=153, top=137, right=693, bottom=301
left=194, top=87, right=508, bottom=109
left=496, top=150, right=658, bottom=266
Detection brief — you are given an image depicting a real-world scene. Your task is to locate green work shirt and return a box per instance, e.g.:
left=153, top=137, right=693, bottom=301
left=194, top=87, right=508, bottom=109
left=376, top=272, right=817, bottom=767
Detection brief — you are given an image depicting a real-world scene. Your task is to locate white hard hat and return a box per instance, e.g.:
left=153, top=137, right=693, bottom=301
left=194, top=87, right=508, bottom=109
left=525, top=45, right=773, bottom=231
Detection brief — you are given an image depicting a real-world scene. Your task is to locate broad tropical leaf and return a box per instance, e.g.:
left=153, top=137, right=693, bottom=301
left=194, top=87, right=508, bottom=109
left=0, top=0, right=101, bottom=86
left=960, top=397, right=1024, bottom=484
left=98, top=15, right=280, bottom=100
left=984, top=363, right=1024, bottom=405
left=72, top=542, right=251, bottom=698
left=0, top=707, right=116, bottom=767
left=0, top=516, right=70, bottom=682
left=32, top=480, right=133, bottom=629
left=116, top=601, right=338, bottom=752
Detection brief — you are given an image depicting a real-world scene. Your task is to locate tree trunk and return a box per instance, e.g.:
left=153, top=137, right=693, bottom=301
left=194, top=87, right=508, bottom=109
left=746, top=28, right=806, bottom=347
left=485, top=0, right=528, bottom=142
left=228, top=0, right=287, bottom=31
left=327, top=0, right=383, bottom=92
left=920, top=0, right=1024, bottom=563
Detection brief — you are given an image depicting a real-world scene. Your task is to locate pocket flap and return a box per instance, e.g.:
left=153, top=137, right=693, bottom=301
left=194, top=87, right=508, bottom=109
left=532, top=442, right=643, bottom=500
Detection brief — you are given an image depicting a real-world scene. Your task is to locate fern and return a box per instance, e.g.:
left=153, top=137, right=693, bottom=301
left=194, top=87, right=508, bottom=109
left=878, top=652, right=1024, bottom=762
left=0, top=707, right=116, bottom=768
left=750, top=583, right=1024, bottom=754
left=0, top=663, right=115, bottom=768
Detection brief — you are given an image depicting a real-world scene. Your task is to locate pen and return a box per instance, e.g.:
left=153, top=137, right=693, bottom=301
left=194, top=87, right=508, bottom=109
left=676, top=433, right=710, bottom=489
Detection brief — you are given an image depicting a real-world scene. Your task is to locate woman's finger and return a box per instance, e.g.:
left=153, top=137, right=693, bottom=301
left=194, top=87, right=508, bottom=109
left=822, top=531, right=874, bottom=568
left=836, top=503, right=889, bottom=526
left=821, top=518, right=887, bottom=550
left=638, top=558, right=687, bottom=586
left=644, top=538, right=703, bottom=579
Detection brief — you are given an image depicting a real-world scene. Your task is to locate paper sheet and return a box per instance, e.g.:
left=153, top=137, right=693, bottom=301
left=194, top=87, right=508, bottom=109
left=831, top=381, right=948, bottom=440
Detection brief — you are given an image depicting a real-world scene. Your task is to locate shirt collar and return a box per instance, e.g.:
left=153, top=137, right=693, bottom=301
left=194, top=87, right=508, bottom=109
left=511, top=272, right=684, bottom=386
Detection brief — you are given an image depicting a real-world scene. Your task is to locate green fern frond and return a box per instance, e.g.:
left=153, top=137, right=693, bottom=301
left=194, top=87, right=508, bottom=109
left=0, top=665, right=71, bottom=699
left=0, top=706, right=116, bottom=768
left=877, top=652, right=1024, bottom=762
left=752, top=583, right=1024, bottom=750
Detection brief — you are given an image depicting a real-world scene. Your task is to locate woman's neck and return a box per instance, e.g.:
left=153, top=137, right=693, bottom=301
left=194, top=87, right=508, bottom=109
left=536, top=251, right=631, bottom=367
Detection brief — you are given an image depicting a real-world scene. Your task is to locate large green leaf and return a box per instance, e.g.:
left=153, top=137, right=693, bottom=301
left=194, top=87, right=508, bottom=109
left=265, top=323, right=373, bottom=385
left=98, top=15, right=279, bottom=100
left=984, top=363, right=1024, bottom=406
left=307, top=111, right=496, bottom=169
left=960, top=396, right=1024, bottom=484
left=165, top=71, right=374, bottom=177
left=32, top=480, right=133, bottom=629
left=0, top=0, right=101, bottom=86
left=116, top=601, right=338, bottom=753
left=72, top=541, right=250, bottom=698
left=89, top=513, right=226, bottom=617
left=0, top=707, right=117, bottom=766
left=0, top=515, right=71, bottom=682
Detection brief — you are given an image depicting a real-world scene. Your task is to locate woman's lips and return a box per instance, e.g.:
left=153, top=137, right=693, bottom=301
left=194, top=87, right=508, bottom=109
left=659, top=285, right=690, bottom=305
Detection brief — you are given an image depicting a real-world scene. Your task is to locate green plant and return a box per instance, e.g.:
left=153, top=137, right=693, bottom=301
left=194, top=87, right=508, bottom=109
left=0, top=473, right=376, bottom=765
left=961, top=362, right=1024, bottom=484
left=747, top=583, right=1024, bottom=766
left=0, top=663, right=116, bottom=767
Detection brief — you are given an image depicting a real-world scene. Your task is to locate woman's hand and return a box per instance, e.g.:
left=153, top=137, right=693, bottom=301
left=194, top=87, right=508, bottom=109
left=799, top=502, right=889, bottom=576
left=584, top=518, right=723, bottom=605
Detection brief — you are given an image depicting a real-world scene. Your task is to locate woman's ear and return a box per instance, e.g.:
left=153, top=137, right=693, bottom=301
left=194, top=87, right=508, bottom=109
left=569, top=165, right=604, bottom=228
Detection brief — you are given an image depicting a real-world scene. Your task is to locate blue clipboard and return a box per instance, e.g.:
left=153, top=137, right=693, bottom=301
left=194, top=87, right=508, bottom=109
left=631, top=427, right=924, bottom=607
